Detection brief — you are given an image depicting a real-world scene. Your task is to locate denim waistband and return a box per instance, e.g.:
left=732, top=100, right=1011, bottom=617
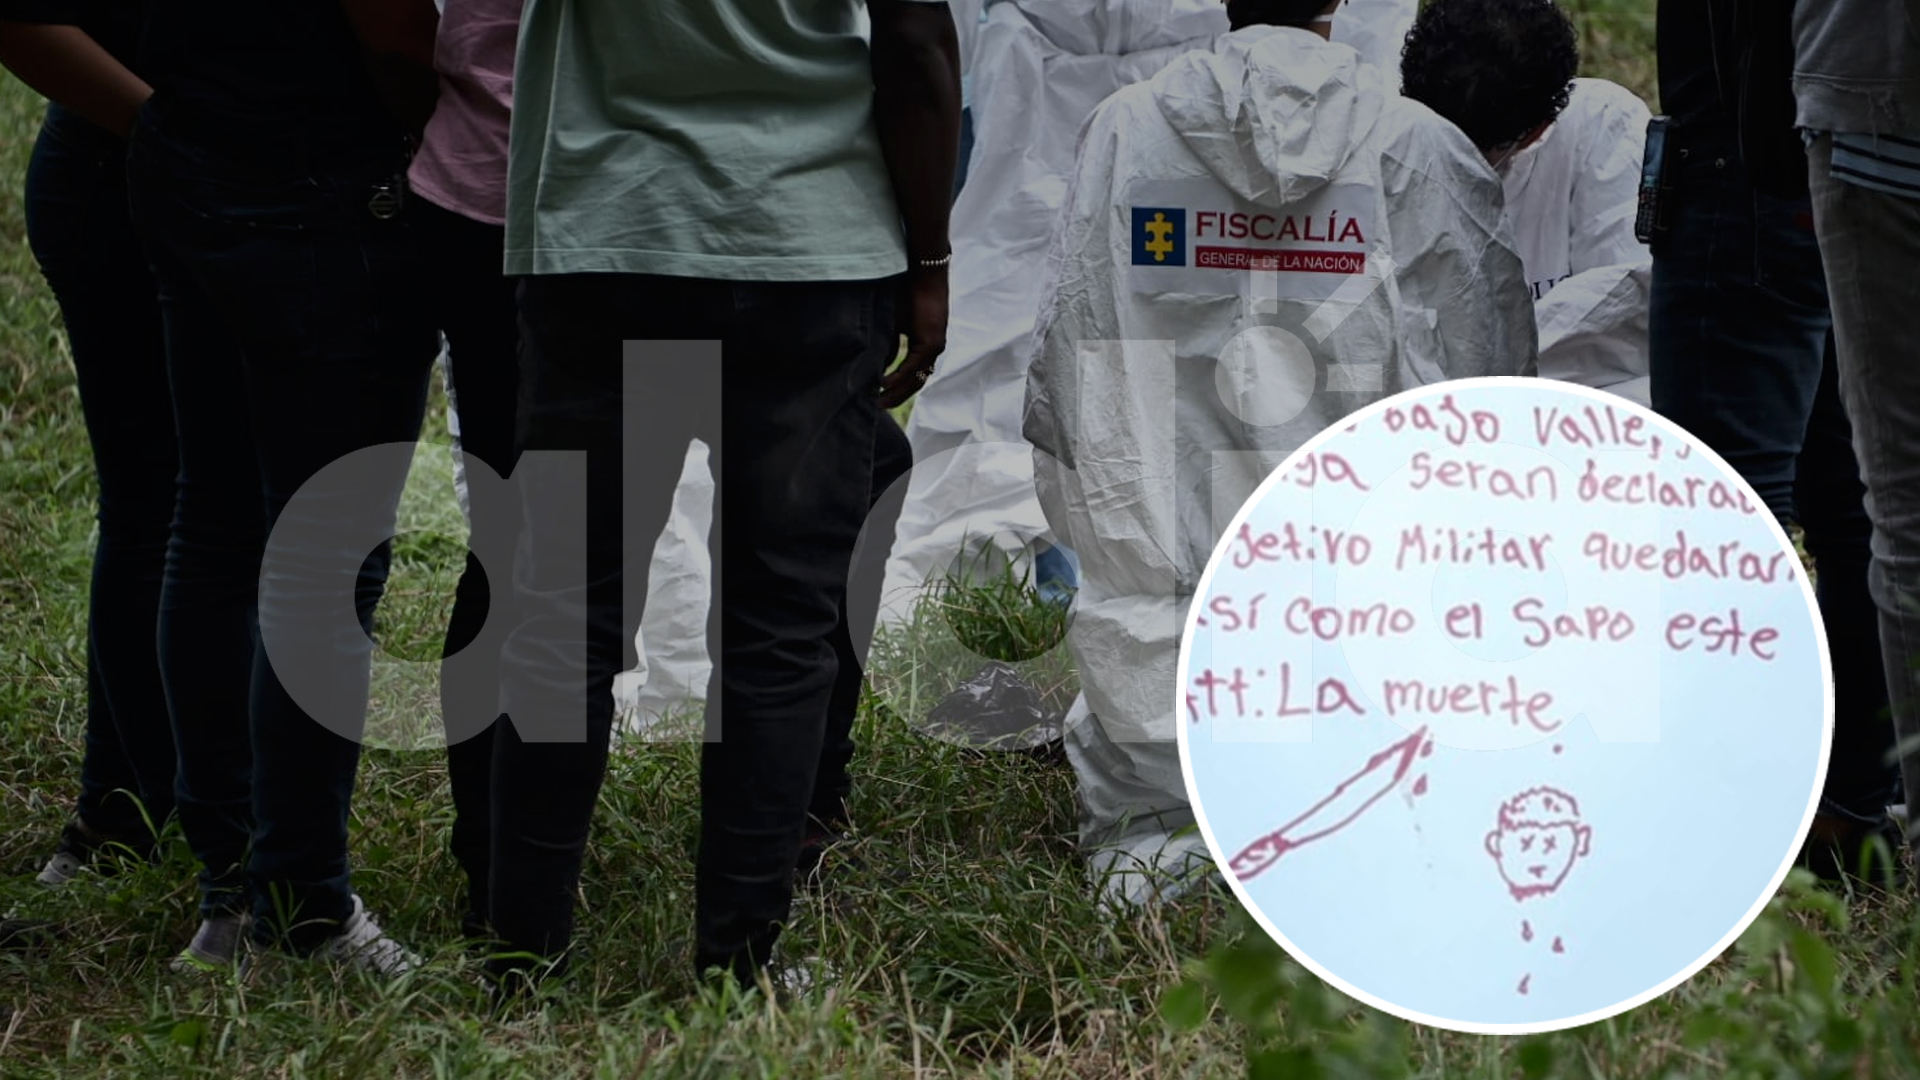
left=39, top=102, right=128, bottom=170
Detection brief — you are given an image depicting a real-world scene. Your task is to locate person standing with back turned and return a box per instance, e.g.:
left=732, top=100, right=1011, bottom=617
left=1793, top=0, right=1920, bottom=878
left=491, top=0, right=960, bottom=990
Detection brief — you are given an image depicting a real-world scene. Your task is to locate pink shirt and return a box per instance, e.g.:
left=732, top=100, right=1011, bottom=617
left=408, top=0, right=524, bottom=227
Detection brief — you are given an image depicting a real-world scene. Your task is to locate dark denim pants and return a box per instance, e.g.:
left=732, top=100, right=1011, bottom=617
left=408, top=196, right=527, bottom=933
left=815, top=409, right=914, bottom=836
left=22, top=102, right=179, bottom=853
left=1650, top=121, right=1898, bottom=818
left=482, top=272, right=896, bottom=983
left=125, top=97, right=439, bottom=945
left=1807, top=134, right=1920, bottom=852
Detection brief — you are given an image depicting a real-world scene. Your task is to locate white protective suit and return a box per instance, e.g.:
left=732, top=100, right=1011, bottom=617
left=879, top=0, right=1420, bottom=626
left=1501, top=78, right=1654, bottom=407
left=1022, top=25, right=1538, bottom=908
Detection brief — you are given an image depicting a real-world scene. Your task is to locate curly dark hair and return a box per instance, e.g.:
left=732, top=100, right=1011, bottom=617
left=1225, top=0, right=1334, bottom=31
left=1399, top=0, right=1579, bottom=153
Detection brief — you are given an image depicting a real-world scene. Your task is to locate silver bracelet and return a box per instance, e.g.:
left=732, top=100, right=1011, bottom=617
left=913, top=252, right=953, bottom=270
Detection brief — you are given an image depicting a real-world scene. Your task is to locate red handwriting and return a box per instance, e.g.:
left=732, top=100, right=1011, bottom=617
left=1189, top=665, right=1368, bottom=720
left=1530, top=403, right=1670, bottom=460
left=1188, top=669, right=1562, bottom=730
left=1581, top=530, right=1793, bottom=584
left=1280, top=452, right=1372, bottom=492
left=1380, top=675, right=1560, bottom=733
left=1383, top=395, right=1501, bottom=445
left=1229, top=726, right=1431, bottom=881
left=1409, top=451, right=1559, bottom=502
left=1666, top=608, right=1779, bottom=661
left=1275, top=665, right=1368, bottom=719
left=1283, top=598, right=1416, bottom=641
left=1444, top=603, right=1485, bottom=639
left=1395, top=525, right=1553, bottom=572
left=1512, top=598, right=1636, bottom=647
left=1518, top=974, right=1531, bottom=995
left=1230, top=522, right=1373, bottom=569
left=1192, top=667, right=1254, bottom=718
left=1577, top=457, right=1760, bottom=515
left=1200, top=594, right=1417, bottom=640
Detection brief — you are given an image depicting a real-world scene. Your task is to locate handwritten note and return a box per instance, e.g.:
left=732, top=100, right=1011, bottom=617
left=1179, top=379, right=1829, bottom=1033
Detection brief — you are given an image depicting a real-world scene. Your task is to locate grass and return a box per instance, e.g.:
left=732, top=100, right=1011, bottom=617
left=7, top=5, right=1918, bottom=1077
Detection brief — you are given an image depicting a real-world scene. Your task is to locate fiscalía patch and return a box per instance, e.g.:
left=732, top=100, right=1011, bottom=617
left=1124, top=179, right=1379, bottom=302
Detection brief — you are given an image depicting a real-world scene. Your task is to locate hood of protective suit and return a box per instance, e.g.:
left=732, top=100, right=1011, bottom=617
left=1008, top=0, right=1227, bottom=55
left=1154, top=27, right=1381, bottom=206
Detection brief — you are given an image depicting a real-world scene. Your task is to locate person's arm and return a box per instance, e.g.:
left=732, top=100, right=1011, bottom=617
left=0, top=22, right=150, bottom=136
left=338, top=0, right=441, bottom=138
left=870, top=0, right=962, bottom=408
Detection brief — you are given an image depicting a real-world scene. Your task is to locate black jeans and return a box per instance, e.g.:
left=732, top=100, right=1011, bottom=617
left=409, top=197, right=524, bottom=931
left=126, top=97, right=439, bottom=945
left=1649, top=121, right=1898, bottom=818
left=814, top=411, right=913, bottom=836
left=22, top=103, right=179, bottom=852
left=483, top=272, right=895, bottom=982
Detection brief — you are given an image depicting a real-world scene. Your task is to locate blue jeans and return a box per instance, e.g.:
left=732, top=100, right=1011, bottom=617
left=22, top=103, right=180, bottom=854
left=1650, top=122, right=1897, bottom=818
left=126, top=95, right=438, bottom=944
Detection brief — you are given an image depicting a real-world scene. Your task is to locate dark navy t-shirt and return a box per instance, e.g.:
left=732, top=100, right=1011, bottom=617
left=1, top=1, right=404, bottom=154
left=136, top=1, right=403, bottom=153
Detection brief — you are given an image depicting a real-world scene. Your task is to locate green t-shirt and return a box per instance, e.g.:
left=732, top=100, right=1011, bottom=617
left=506, top=0, right=945, bottom=281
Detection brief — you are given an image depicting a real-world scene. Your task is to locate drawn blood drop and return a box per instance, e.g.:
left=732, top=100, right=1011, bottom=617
left=1521, top=920, right=1534, bottom=942
left=1413, top=774, right=1429, bottom=797
left=1553, top=937, right=1565, bottom=954
left=1518, top=974, right=1531, bottom=995
left=1553, top=744, right=1564, bottom=755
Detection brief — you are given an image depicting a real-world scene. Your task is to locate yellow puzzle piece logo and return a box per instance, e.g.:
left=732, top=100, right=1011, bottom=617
left=1131, top=206, right=1186, bottom=266
left=1144, top=213, right=1175, bottom=261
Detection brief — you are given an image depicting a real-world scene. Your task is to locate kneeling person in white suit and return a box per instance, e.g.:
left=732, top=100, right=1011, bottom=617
left=880, top=0, right=1424, bottom=626
left=1023, top=0, right=1537, bottom=909
left=1401, top=0, right=1654, bottom=406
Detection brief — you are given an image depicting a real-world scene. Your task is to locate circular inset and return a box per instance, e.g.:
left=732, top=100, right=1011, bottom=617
left=1178, top=378, right=1831, bottom=1033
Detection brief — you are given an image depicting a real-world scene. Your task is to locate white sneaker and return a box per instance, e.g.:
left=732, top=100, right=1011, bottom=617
left=171, top=911, right=252, bottom=973
left=36, top=851, right=82, bottom=887
left=318, top=895, right=420, bottom=978
left=765, top=954, right=838, bottom=1002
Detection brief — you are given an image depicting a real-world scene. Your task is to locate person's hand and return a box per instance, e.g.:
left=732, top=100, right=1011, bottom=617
left=878, top=266, right=949, bottom=409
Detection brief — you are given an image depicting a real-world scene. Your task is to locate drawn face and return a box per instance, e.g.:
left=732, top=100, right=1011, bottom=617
left=1485, top=820, right=1591, bottom=900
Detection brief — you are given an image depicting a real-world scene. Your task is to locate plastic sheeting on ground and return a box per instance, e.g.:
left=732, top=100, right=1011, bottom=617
left=1023, top=26, right=1538, bottom=909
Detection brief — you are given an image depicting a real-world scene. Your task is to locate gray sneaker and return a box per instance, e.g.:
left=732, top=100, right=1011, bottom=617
left=171, top=911, right=252, bottom=973
left=318, top=895, right=420, bottom=979
left=35, top=851, right=82, bottom=887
